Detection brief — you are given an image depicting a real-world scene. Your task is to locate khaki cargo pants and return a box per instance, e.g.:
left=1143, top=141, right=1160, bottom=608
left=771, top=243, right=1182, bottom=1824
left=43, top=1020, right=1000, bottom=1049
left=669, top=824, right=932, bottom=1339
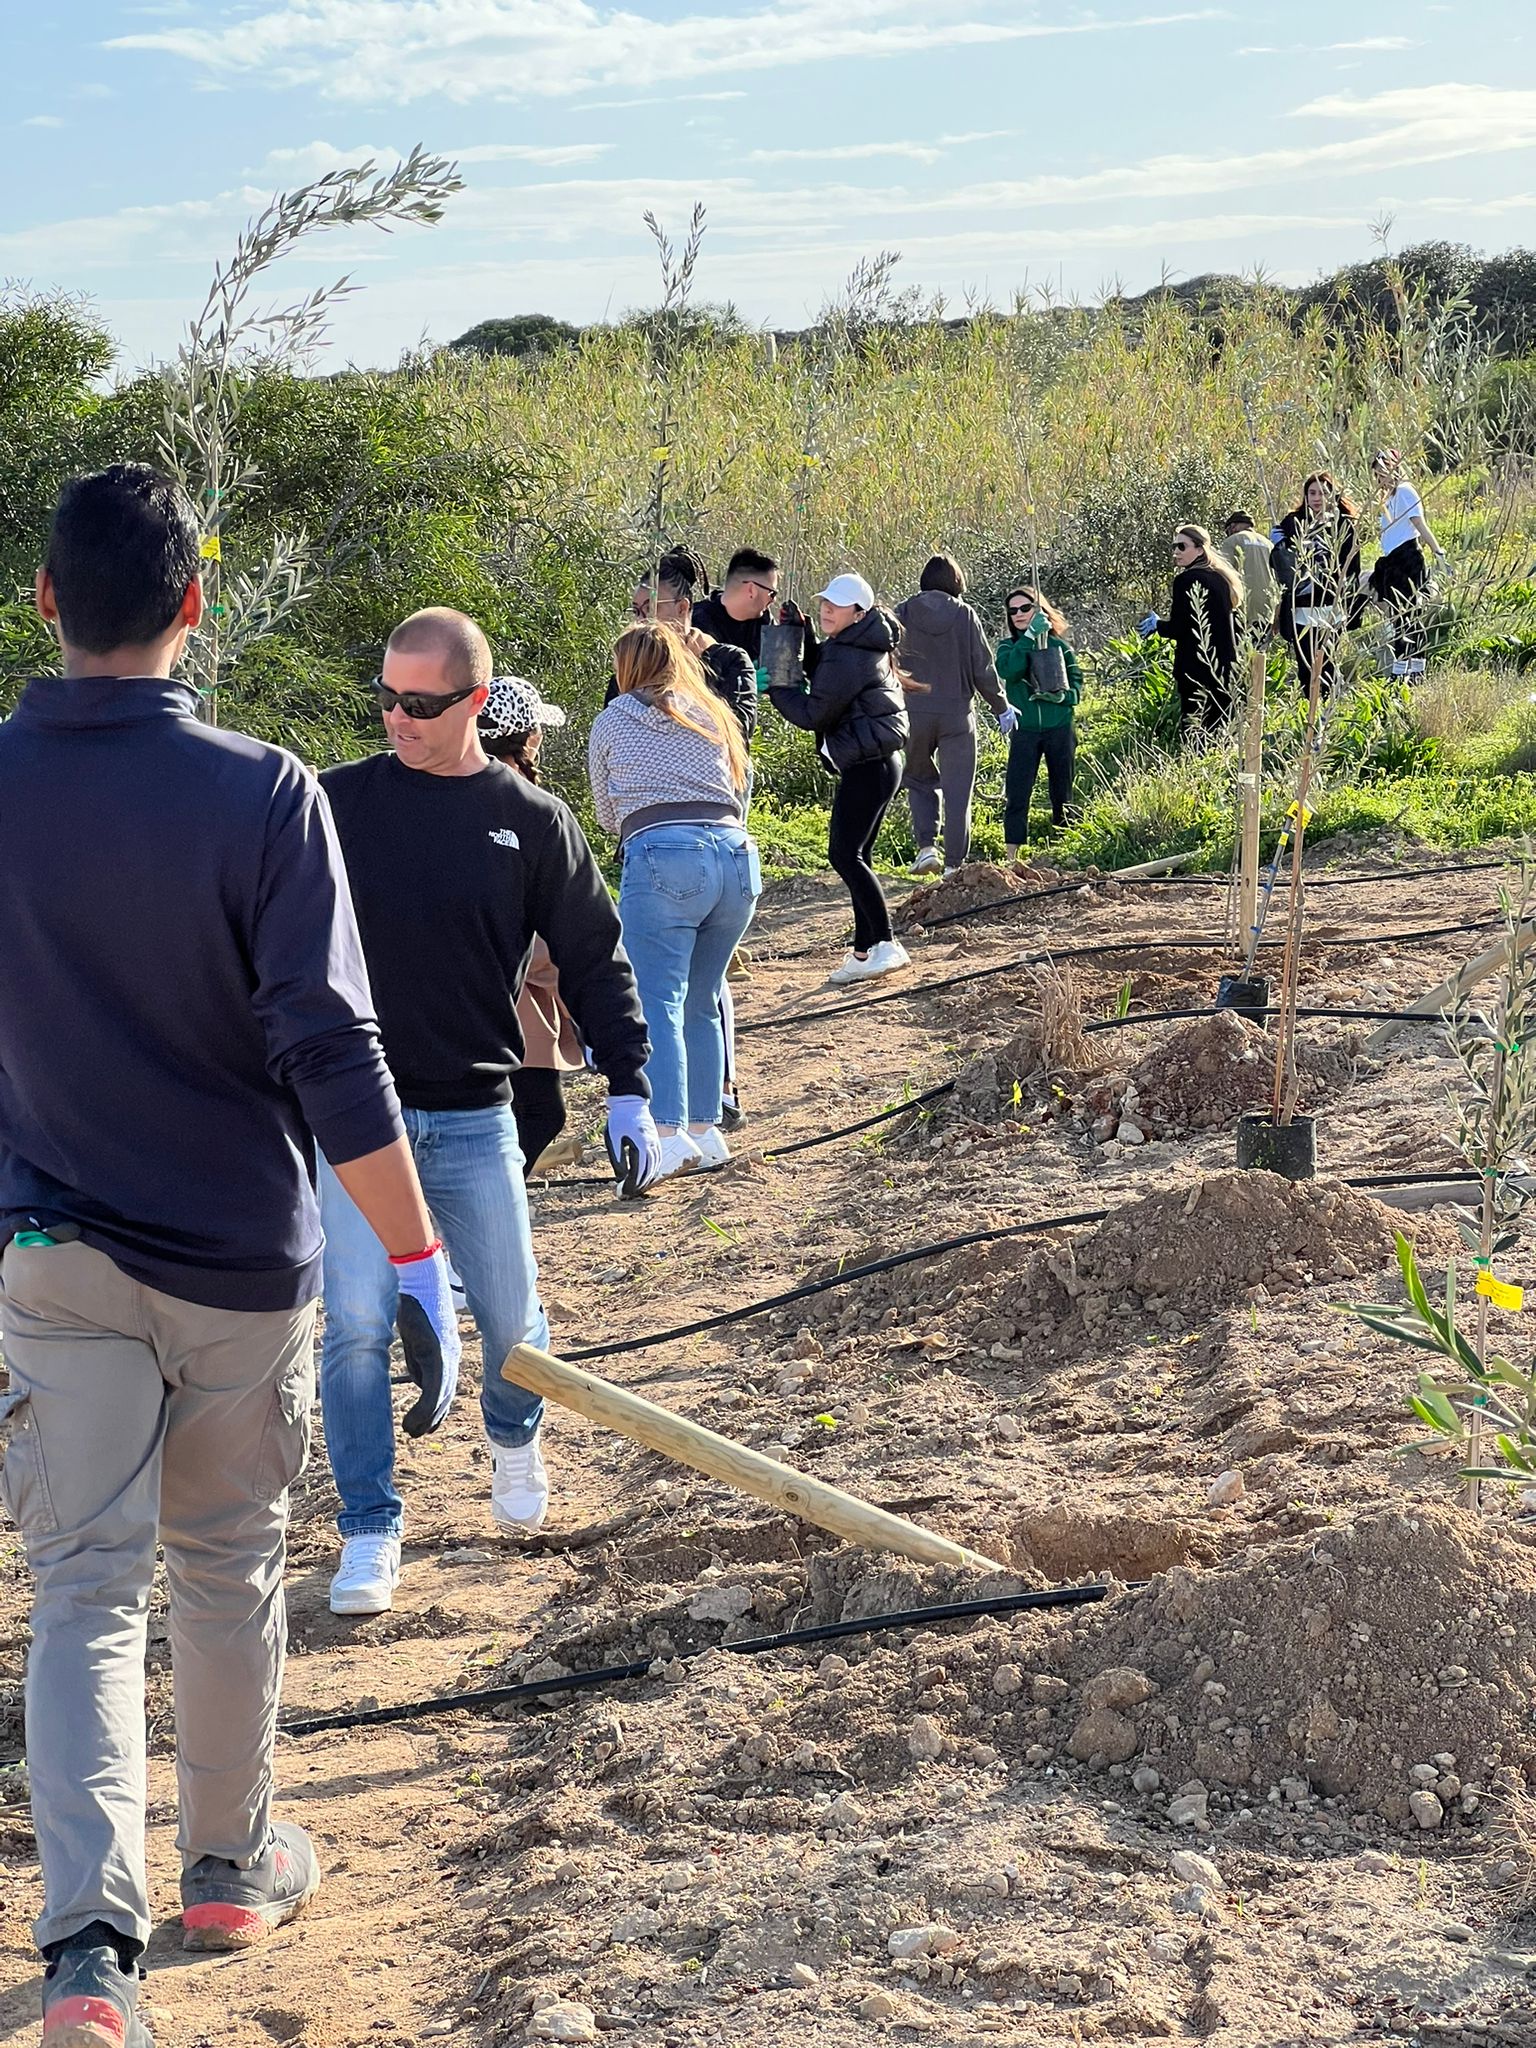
left=0, top=1240, right=315, bottom=1952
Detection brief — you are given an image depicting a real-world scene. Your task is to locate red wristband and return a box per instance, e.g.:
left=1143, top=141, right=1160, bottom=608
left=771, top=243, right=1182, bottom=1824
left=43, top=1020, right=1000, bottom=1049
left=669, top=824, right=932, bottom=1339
left=388, top=1238, right=443, bottom=1267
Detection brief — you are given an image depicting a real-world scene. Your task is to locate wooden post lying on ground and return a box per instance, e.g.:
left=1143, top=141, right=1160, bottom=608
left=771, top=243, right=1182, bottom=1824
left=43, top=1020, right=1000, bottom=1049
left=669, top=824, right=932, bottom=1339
left=1365, top=922, right=1536, bottom=1051
left=503, top=1343, right=1011, bottom=1575
left=1238, top=648, right=1265, bottom=950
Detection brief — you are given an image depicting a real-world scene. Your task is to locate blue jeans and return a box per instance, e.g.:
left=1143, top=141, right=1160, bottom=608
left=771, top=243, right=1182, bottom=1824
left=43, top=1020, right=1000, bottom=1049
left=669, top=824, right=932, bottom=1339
left=619, top=824, right=761, bottom=1128
left=318, top=1104, right=550, bottom=1538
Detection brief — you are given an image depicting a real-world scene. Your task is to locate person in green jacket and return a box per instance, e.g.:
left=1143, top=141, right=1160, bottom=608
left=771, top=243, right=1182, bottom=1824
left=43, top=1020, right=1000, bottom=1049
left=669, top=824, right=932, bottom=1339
left=998, top=585, right=1083, bottom=859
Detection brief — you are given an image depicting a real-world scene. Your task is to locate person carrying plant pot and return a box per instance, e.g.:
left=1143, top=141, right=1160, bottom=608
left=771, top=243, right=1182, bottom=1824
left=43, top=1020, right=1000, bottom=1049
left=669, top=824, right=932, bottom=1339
left=998, top=584, right=1080, bottom=858
left=1271, top=473, right=1363, bottom=696
left=764, top=572, right=912, bottom=986
left=894, top=552, right=1011, bottom=876
left=1367, top=448, right=1447, bottom=679
left=691, top=545, right=815, bottom=673
left=1137, top=524, right=1244, bottom=729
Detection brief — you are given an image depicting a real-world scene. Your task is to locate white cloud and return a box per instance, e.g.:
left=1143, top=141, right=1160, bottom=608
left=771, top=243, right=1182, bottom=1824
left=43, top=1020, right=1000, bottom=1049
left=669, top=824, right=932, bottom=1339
left=456, top=140, right=611, bottom=165
left=1239, top=36, right=1420, bottom=56
left=747, top=142, right=948, bottom=166
left=573, top=90, right=747, bottom=111
left=23, top=114, right=66, bottom=128
left=108, top=1, right=1225, bottom=105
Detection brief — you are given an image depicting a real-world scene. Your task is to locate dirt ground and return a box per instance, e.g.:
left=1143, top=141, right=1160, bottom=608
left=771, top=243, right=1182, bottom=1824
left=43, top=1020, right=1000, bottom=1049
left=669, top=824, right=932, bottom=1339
left=4, top=848, right=1536, bottom=2048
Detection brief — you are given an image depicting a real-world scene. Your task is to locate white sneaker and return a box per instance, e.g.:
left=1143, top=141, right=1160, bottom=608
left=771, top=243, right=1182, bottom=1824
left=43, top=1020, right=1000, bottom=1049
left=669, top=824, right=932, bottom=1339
left=942, top=867, right=958, bottom=878
left=692, top=1125, right=731, bottom=1169
left=329, top=1532, right=401, bottom=1616
left=656, top=1130, right=704, bottom=1179
left=491, top=1435, right=549, bottom=1533
left=829, top=939, right=911, bottom=985
left=910, top=846, right=942, bottom=875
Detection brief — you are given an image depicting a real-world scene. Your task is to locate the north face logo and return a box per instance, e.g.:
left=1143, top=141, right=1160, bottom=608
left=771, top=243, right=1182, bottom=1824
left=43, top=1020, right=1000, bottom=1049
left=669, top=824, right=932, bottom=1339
left=487, top=828, right=520, bottom=849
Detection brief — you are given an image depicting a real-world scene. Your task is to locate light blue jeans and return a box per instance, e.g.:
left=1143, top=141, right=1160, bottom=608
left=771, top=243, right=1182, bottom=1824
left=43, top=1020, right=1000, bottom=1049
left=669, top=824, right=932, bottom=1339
left=619, top=823, right=761, bottom=1128
left=318, top=1104, right=549, bottom=1538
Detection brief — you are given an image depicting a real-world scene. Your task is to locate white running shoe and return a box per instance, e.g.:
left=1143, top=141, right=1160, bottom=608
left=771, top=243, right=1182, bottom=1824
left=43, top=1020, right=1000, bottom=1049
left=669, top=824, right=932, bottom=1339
left=692, top=1125, right=731, bottom=1170
left=491, top=1435, right=549, bottom=1533
left=329, top=1532, right=401, bottom=1616
left=910, top=846, right=942, bottom=875
left=829, top=939, right=911, bottom=985
left=655, top=1130, right=704, bottom=1179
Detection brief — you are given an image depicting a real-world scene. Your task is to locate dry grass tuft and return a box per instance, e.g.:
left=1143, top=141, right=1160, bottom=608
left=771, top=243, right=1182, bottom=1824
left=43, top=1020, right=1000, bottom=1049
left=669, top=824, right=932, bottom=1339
left=1488, top=1786, right=1536, bottom=1918
left=1021, top=961, right=1092, bottom=1077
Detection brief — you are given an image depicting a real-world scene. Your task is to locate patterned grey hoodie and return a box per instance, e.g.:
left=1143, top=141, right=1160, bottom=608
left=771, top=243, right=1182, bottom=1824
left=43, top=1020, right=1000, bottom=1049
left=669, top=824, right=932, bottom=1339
left=587, top=686, right=746, bottom=841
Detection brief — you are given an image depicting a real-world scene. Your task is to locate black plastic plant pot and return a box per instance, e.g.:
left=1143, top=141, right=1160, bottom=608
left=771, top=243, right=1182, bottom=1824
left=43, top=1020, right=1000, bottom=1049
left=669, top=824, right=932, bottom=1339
left=758, top=619, right=804, bottom=691
left=1235, top=1111, right=1316, bottom=1180
left=1216, top=973, right=1272, bottom=1025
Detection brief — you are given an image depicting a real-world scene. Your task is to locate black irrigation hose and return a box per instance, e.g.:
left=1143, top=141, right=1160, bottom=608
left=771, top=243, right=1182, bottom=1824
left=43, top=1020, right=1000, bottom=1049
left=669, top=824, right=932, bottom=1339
left=563, top=1146, right=1473, bottom=1368
left=740, top=918, right=1495, bottom=1037
left=281, top=1582, right=1115, bottom=1738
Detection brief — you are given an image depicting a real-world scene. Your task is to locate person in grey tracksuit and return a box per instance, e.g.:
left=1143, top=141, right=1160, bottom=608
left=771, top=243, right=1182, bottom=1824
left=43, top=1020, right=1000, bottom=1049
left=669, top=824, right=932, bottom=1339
left=895, top=554, right=1011, bottom=873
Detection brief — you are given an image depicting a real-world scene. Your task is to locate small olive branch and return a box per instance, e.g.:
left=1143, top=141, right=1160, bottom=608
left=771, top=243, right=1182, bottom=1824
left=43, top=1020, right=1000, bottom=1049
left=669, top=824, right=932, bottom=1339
left=1342, top=865, right=1536, bottom=1502
left=639, top=202, right=706, bottom=568
left=157, top=145, right=462, bottom=719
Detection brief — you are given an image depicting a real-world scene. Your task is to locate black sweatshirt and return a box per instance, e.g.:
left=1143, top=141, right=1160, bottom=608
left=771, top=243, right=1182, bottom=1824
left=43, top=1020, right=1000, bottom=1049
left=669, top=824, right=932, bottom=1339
left=321, top=752, right=650, bottom=1109
left=0, top=676, right=404, bottom=1310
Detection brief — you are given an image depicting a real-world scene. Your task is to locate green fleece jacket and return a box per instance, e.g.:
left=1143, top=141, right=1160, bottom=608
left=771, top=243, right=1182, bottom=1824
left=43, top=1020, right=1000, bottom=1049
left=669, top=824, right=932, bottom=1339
left=997, top=628, right=1083, bottom=731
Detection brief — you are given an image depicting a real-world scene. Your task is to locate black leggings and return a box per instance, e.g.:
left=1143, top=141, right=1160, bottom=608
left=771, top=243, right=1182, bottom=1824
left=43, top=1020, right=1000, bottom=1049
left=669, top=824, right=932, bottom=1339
left=1373, top=540, right=1429, bottom=664
left=828, top=752, right=903, bottom=952
left=510, top=1065, right=566, bottom=1177
left=1004, top=725, right=1075, bottom=840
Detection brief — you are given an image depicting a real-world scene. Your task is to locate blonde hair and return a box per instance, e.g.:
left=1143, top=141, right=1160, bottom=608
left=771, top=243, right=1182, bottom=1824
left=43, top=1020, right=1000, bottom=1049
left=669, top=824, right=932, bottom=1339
left=386, top=606, right=493, bottom=691
left=1176, top=526, right=1245, bottom=614
left=613, top=622, right=750, bottom=793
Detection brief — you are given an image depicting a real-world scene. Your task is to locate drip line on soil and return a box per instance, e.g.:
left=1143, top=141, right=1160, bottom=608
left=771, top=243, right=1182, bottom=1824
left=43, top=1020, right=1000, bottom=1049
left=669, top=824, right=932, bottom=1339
left=563, top=1160, right=1485, bottom=1367
left=280, top=1582, right=1117, bottom=1738
left=738, top=918, right=1495, bottom=1037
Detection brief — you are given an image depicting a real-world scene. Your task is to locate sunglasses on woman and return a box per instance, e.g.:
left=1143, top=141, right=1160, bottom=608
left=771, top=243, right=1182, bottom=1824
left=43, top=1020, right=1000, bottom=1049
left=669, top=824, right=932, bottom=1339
left=1007, top=602, right=1034, bottom=616
left=371, top=678, right=479, bottom=719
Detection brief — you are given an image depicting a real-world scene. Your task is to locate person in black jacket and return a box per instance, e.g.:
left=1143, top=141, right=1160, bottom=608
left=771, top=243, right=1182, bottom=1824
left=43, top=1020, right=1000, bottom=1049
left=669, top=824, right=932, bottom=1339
left=1138, top=525, right=1243, bottom=728
left=766, top=572, right=912, bottom=985
left=692, top=545, right=817, bottom=673
left=1272, top=473, right=1363, bottom=695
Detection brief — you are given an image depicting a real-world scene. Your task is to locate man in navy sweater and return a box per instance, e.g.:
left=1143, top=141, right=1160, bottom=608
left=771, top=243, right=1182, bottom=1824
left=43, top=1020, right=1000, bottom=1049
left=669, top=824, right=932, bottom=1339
left=318, top=607, right=660, bottom=1618
left=0, top=466, right=459, bottom=2048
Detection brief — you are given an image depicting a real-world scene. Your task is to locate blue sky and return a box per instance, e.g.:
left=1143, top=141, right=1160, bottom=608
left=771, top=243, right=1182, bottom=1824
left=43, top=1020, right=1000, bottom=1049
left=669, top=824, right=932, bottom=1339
left=2, top=0, right=1533, bottom=373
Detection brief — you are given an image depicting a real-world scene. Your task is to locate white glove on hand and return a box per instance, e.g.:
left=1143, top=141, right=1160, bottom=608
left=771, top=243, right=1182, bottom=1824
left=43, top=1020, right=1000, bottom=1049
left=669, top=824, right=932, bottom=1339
left=998, top=706, right=1020, bottom=736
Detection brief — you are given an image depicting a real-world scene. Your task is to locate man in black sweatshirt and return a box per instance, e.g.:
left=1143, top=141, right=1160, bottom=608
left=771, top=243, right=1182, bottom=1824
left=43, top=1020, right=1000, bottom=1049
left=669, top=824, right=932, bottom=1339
left=0, top=466, right=455, bottom=2042
left=318, top=607, right=659, bottom=1617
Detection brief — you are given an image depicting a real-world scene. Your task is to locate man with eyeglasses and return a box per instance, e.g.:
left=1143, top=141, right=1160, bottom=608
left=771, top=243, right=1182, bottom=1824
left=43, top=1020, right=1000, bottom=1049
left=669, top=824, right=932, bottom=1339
left=317, top=607, right=660, bottom=1616
left=691, top=546, right=812, bottom=668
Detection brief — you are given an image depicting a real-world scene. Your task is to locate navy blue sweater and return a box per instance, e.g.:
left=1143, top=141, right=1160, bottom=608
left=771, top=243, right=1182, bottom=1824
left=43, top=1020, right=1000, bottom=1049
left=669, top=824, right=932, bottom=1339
left=0, top=676, right=404, bottom=1310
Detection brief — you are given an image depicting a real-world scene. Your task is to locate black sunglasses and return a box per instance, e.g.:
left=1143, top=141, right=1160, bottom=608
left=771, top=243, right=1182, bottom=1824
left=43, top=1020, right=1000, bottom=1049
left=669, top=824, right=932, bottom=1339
left=1007, top=602, right=1034, bottom=615
left=371, top=678, right=479, bottom=720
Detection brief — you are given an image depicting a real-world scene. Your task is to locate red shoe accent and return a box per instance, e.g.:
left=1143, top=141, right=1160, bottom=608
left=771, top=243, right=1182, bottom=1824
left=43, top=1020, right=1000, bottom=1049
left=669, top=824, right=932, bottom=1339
left=181, top=1903, right=267, bottom=1949
left=43, top=1996, right=127, bottom=2047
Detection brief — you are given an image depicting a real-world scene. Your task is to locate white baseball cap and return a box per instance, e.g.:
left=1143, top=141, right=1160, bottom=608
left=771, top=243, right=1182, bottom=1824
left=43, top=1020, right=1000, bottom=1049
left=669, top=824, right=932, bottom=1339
left=815, top=573, right=875, bottom=610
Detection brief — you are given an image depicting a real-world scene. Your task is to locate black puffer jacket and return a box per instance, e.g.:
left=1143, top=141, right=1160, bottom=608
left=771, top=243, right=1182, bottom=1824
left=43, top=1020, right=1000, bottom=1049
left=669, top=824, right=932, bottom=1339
left=768, top=607, right=909, bottom=772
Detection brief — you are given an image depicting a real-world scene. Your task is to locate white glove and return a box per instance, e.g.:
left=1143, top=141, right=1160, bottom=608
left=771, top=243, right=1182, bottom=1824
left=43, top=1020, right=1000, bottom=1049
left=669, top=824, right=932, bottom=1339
left=998, top=706, right=1019, bottom=736
left=1135, top=613, right=1158, bottom=639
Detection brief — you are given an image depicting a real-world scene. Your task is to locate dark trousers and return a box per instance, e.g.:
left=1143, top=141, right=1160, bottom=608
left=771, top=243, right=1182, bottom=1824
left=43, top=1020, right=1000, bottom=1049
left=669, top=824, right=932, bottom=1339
left=1004, top=725, right=1075, bottom=842
left=1373, top=540, right=1428, bottom=664
left=829, top=752, right=903, bottom=952
left=510, top=1065, right=565, bottom=1178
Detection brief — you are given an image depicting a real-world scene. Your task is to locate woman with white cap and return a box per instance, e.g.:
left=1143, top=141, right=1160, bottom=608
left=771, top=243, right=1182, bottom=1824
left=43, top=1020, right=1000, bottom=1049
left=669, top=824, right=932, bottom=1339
left=766, top=572, right=911, bottom=985
left=478, top=676, right=585, bottom=1175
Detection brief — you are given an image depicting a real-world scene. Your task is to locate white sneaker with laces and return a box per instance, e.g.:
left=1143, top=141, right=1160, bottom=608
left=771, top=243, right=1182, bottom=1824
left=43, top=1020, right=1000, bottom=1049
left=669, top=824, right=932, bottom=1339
left=910, top=846, right=942, bottom=875
left=656, top=1130, right=704, bottom=1179
left=830, top=939, right=911, bottom=984
left=491, top=1435, right=549, bottom=1532
left=692, top=1125, right=731, bottom=1169
left=329, top=1532, right=401, bottom=1616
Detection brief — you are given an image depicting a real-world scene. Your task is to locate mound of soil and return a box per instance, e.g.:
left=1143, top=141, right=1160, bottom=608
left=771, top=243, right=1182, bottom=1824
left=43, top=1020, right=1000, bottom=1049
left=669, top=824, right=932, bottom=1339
left=800, top=1171, right=1433, bottom=1354
left=1058, top=1503, right=1536, bottom=1824
left=893, top=862, right=1020, bottom=930
left=1080, top=1010, right=1354, bottom=1136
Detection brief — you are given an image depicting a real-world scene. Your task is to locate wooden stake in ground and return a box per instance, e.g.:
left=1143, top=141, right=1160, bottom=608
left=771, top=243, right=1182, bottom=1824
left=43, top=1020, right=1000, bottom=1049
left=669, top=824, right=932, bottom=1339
left=1238, top=646, right=1265, bottom=954
left=502, top=1343, right=1011, bottom=1574
left=1270, top=637, right=1328, bottom=1125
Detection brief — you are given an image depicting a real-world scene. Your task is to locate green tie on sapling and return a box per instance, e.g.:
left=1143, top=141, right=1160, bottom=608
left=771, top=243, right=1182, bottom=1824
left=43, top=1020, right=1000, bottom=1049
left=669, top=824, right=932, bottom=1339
left=1342, top=866, right=1536, bottom=1510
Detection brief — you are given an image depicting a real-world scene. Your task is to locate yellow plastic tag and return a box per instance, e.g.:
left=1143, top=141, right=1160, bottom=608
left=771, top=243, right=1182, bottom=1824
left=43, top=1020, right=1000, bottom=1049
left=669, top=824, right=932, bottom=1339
left=1285, top=800, right=1313, bottom=826
left=199, top=534, right=221, bottom=561
left=1476, top=1272, right=1523, bottom=1312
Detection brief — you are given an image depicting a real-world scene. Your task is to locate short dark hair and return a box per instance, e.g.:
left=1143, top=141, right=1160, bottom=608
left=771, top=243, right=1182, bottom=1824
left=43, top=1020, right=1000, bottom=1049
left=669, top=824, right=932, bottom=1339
left=919, top=553, right=965, bottom=597
left=1224, top=512, right=1256, bottom=533
left=45, top=464, right=201, bottom=655
left=725, top=547, right=778, bottom=585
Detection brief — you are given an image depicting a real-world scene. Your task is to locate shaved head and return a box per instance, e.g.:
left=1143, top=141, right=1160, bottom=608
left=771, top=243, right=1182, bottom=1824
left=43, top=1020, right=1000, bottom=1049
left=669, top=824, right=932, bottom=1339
left=386, top=607, right=492, bottom=692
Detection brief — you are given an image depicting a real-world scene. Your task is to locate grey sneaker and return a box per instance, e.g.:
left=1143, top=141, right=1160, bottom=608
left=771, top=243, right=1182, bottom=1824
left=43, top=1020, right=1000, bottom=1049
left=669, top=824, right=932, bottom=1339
left=42, top=1943, right=152, bottom=2048
left=180, top=1822, right=320, bottom=1950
